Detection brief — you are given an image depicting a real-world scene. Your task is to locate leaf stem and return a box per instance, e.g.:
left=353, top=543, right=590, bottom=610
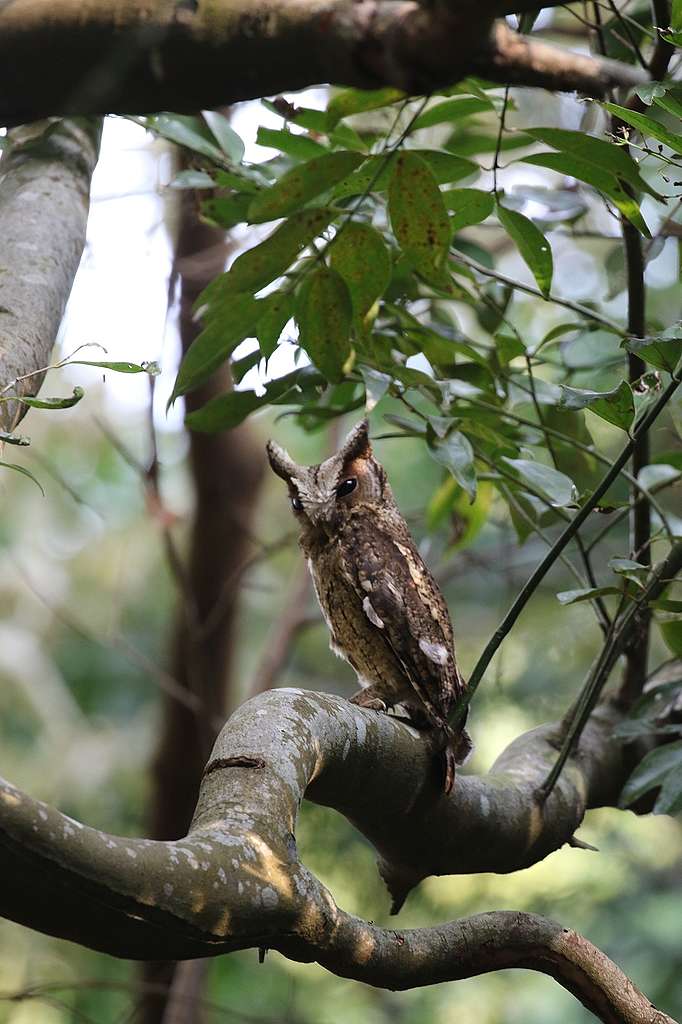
left=452, top=251, right=627, bottom=335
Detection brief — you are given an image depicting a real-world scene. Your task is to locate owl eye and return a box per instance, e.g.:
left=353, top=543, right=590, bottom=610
left=291, top=495, right=303, bottom=512
left=336, top=477, right=357, bottom=499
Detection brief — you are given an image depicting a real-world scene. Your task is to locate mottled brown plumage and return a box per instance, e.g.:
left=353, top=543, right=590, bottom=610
left=266, top=420, right=471, bottom=793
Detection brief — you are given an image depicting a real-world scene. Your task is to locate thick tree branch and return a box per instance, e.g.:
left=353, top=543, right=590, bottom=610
left=0, top=1, right=646, bottom=128
left=0, top=688, right=676, bottom=1022
left=0, top=118, right=101, bottom=431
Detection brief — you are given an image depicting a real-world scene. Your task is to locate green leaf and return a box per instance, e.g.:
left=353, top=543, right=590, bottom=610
left=186, top=389, right=263, bottom=433
left=444, top=188, right=495, bottom=231
left=18, top=386, right=85, bottom=411
left=497, top=204, right=553, bottom=296
left=330, top=222, right=391, bottom=319
left=673, top=0, right=682, bottom=30
left=428, top=431, right=477, bottom=501
left=652, top=600, right=682, bottom=613
left=0, top=430, right=30, bottom=445
left=247, top=151, right=364, bottom=223
left=230, top=348, right=261, bottom=385
left=185, top=369, right=312, bottom=433
left=202, top=208, right=335, bottom=300
left=326, top=88, right=405, bottom=129
left=502, top=457, right=576, bottom=507
left=202, top=111, right=244, bottom=163
left=653, top=92, right=682, bottom=121
left=521, top=152, right=650, bottom=236
left=0, top=460, right=45, bottom=494
left=604, top=102, right=682, bottom=154
left=609, top=556, right=649, bottom=585
left=556, top=586, right=620, bottom=605
left=655, top=765, right=682, bottom=815
left=426, top=475, right=459, bottom=531
left=202, top=193, right=253, bottom=229
left=412, top=97, right=493, bottom=131
left=389, top=152, right=452, bottom=277
left=256, top=126, right=327, bottom=160
left=660, top=617, right=682, bottom=658
left=68, top=360, right=160, bottom=375
left=296, top=268, right=352, bottom=382
left=623, top=333, right=682, bottom=373
left=620, top=740, right=682, bottom=809
left=559, top=381, right=635, bottom=431
left=638, top=463, right=680, bottom=490
left=332, top=150, right=477, bottom=199
left=144, top=114, right=224, bottom=162
left=524, top=127, right=662, bottom=199
left=495, top=333, right=526, bottom=364
left=427, top=476, right=492, bottom=548
left=170, top=170, right=216, bottom=190
left=256, top=291, right=294, bottom=359
left=359, top=367, right=391, bottom=412
left=171, top=294, right=261, bottom=400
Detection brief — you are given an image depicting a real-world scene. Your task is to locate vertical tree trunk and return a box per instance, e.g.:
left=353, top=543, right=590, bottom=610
left=140, top=169, right=264, bottom=1024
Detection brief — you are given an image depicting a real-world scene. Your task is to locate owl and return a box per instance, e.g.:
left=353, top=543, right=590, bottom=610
left=266, top=419, right=471, bottom=794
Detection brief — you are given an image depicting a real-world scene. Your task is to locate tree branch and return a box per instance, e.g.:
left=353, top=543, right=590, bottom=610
left=0, top=1, right=647, bottom=128
left=0, top=118, right=101, bottom=431
left=0, top=687, right=677, bottom=1022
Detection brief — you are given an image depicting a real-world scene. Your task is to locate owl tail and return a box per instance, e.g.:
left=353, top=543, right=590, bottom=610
left=442, top=713, right=473, bottom=794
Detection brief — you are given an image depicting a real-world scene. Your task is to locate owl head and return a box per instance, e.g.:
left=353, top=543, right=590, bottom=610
left=266, top=419, right=387, bottom=529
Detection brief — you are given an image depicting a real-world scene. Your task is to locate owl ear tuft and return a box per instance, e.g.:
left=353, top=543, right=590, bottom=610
left=266, top=440, right=299, bottom=482
left=339, top=419, right=371, bottom=465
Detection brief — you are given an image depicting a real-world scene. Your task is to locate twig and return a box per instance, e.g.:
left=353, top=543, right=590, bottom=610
left=540, top=539, right=682, bottom=799
left=452, top=251, right=627, bottom=335
left=523, top=351, right=611, bottom=632
left=585, top=470, right=681, bottom=554
left=453, top=357, right=682, bottom=724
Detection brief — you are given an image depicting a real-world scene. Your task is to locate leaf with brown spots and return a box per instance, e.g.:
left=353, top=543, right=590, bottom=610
left=247, top=151, right=364, bottom=223
left=199, top=207, right=335, bottom=301
left=388, top=153, right=452, bottom=279
left=296, top=267, right=352, bottom=383
left=330, top=222, right=391, bottom=322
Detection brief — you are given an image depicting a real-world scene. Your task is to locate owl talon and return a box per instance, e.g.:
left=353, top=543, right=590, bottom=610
left=350, top=692, right=388, bottom=713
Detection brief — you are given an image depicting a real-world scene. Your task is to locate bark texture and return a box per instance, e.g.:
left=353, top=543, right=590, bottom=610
left=0, top=118, right=101, bottom=431
left=0, top=687, right=676, bottom=1023
left=0, top=1, right=646, bottom=128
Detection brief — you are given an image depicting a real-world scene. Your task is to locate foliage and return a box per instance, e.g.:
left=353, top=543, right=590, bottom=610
left=147, top=69, right=682, bottom=702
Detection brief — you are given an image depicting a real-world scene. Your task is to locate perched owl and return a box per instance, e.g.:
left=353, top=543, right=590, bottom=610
left=266, top=419, right=471, bottom=794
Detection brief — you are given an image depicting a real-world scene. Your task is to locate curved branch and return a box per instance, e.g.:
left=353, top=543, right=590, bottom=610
left=0, top=688, right=675, bottom=1022
left=0, top=118, right=101, bottom=431
left=0, top=1, right=646, bottom=127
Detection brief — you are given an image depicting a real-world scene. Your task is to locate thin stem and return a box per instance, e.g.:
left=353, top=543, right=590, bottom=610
left=585, top=469, right=680, bottom=553
left=523, top=351, right=610, bottom=630
left=452, top=359, right=682, bottom=722
left=492, top=86, right=510, bottom=195
left=493, top=479, right=593, bottom=593
left=540, top=540, right=682, bottom=799
left=452, top=251, right=627, bottom=335
left=605, top=0, right=648, bottom=67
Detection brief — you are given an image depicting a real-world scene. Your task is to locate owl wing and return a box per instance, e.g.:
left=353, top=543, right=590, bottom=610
left=337, top=520, right=464, bottom=724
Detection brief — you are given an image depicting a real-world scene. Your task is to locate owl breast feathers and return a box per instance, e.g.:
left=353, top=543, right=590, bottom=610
left=266, top=419, right=471, bottom=793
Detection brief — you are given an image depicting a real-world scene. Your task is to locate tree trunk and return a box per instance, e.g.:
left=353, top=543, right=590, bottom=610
left=141, top=171, right=264, bottom=1023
